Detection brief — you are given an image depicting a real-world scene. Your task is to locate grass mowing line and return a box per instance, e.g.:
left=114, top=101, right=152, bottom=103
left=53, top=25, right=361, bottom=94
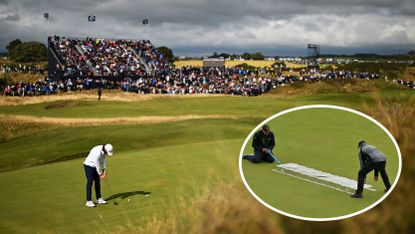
left=272, top=169, right=354, bottom=195
left=277, top=163, right=375, bottom=191
left=0, top=114, right=247, bottom=127
left=0, top=92, right=231, bottom=106
left=0, top=92, right=155, bottom=106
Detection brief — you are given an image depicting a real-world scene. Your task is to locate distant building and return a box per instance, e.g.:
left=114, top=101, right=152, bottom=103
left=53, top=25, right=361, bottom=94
left=278, top=57, right=303, bottom=63
left=203, top=58, right=225, bottom=68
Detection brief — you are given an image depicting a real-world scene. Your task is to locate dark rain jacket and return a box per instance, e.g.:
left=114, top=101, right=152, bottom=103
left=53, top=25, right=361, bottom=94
left=358, top=143, right=387, bottom=176
left=252, top=130, right=275, bottom=152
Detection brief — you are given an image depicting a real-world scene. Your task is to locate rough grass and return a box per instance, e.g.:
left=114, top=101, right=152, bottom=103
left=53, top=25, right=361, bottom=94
left=0, top=113, right=244, bottom=127
left=268, top=79, right=406, bottom=96
left=122, top=181, right=284, bottom=234
left=341, top=94, right=415, bottom=233
left=403, top=67, right=415, bottom=81
left=225, top=60, right=275, bottom=68
left=9, top=73, right=45, bottom=83
left=0, top=91, right=156, bottom=106
left=0, top=115, right=55, bottom=142
left=174, top=60, right=203, bottom=67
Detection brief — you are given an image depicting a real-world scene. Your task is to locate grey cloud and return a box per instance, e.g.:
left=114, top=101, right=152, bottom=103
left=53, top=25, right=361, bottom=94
left=3, top=13, right=20, bottom=21
left=8, top=0, right=415, bottom=25
left=0, top=0, right=414, bottom=54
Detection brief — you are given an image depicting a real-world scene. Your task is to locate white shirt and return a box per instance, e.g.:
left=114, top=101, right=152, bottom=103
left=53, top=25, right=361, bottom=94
left=83, top=145, right=107, bottom=175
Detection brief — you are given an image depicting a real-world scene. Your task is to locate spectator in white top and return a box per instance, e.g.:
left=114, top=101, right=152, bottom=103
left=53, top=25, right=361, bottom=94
left=83, top=144, right=114, bottom=207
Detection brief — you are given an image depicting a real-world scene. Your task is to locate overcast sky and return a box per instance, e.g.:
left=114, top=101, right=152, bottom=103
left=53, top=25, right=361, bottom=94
left=0, top=0, right=414, bottom=56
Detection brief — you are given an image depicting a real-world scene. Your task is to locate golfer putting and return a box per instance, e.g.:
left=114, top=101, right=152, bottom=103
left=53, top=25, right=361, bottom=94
left=83, top=144, right=114, bottom=207
left=243, top=125, right=281, bottom=164
left=351, top=140, right=391, bottom=198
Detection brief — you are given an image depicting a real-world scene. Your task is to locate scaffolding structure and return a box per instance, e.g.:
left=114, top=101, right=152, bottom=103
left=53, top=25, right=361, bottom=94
left=306, top=44, right=320, bottom=72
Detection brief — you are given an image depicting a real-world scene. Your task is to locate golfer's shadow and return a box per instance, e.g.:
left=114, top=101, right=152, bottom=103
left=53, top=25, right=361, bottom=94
left=105, top=190, right=151, bottom=201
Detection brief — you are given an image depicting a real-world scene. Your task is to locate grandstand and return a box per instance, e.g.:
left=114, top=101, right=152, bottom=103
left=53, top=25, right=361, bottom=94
left=48, top=36, right=167, bottom=80
left=39, top=36, right=391, bottom=96
left=46, top=36, right=275, bottom=95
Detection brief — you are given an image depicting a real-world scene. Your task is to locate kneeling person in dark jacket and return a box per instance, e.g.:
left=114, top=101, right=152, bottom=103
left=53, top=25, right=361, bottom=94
left=243, top=125, right=280, bottom=164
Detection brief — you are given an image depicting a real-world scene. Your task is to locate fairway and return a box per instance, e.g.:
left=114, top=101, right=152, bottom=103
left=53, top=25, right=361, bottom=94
left=0, top=90, right=410, bottom=232
left=241, top=107, right=400, bottom=219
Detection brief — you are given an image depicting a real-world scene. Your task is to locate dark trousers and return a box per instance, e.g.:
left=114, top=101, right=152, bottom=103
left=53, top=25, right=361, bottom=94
left=243, top=150, right=275, bottom=163
left=357, top=161, right=391, bottom=193
left=84, top=164, right=101, bottom=201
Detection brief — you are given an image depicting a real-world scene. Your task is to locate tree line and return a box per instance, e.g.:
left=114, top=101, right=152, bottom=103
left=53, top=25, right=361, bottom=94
left=6, top=39, right=47, bottom=62
left=209, top=52, right=266, bottom=60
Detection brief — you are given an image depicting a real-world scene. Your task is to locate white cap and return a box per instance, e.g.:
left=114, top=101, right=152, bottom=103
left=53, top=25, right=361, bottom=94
left=104, top=144, right=113, bottom=156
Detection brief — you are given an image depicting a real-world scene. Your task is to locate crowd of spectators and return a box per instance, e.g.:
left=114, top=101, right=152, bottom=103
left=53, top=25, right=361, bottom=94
left=50, top=37, right=91, bottom=77
left=299, top=69, right=379, bottom=81
left=139, top=40, right=171, bottom=76
left=3, top=80, right=54, bottom=96
left=2, top=78, right=106, bottom=96
left=5, top=36, right=413, bottom=97
left=1, top=64, right=46, bottom=75
left=2, top=66, right=387, bottom=97
left=393, top=79, right=415, bottom=89
left=50, top=36, right=150, bottom=77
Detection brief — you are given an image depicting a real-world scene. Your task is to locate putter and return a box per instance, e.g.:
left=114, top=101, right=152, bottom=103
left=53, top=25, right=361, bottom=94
left=105, top=180, right=119, bottom=205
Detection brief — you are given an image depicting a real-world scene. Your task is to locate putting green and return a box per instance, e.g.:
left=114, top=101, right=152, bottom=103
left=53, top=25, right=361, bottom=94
left=241, top=107, right=400, bottom=219
left=0, top=137, right=242, bottom=232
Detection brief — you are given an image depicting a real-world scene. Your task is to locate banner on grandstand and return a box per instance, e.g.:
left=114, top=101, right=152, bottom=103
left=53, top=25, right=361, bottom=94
left=88, top=15, right=96, bottom=22
left=142, top=18, right=149, bottom=25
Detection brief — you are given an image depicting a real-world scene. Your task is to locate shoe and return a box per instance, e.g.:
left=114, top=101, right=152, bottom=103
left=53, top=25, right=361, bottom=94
left=96, top=198, right=108, bottom=204
left=350, top=192, right=363, bottom=198
left=86, top=201, right=96, bottom=207
left=385, top=187, right=390, bottom=193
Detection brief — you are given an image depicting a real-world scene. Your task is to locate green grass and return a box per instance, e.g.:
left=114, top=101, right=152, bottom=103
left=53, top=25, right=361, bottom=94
left=0, top=90, right=413, bottom=118
left=0, top=138, right=241, bottom=233
left=0, top=119, right=252, bottom=172
left=242, top=108, right=399, bottom=218
left=0, top=90, right=411, bottom=232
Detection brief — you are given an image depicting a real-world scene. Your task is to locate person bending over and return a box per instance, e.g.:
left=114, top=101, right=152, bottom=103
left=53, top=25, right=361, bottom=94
left=351, top=140, right=391, bottom=198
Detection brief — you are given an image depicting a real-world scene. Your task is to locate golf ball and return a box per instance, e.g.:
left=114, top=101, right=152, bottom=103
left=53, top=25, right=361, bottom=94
left=127, top=199, right=130, bottom=202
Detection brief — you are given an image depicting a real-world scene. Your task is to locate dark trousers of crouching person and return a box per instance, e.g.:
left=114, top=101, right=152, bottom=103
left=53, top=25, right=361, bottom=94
left=244, top=150, right=275, bottom=163
left=357, top=161, right=391, bottom=193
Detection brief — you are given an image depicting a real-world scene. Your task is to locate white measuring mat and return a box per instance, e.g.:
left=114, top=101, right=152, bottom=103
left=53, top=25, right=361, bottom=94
left=276, top=163, right=376, bottom=191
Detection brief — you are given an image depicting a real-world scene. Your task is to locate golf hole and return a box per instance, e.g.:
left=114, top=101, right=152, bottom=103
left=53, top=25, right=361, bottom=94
left=239, top=104, right=402, bottom=221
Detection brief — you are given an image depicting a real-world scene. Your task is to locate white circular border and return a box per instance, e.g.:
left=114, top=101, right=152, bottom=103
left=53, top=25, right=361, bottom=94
left=238, top=104, right=402, bottom=221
